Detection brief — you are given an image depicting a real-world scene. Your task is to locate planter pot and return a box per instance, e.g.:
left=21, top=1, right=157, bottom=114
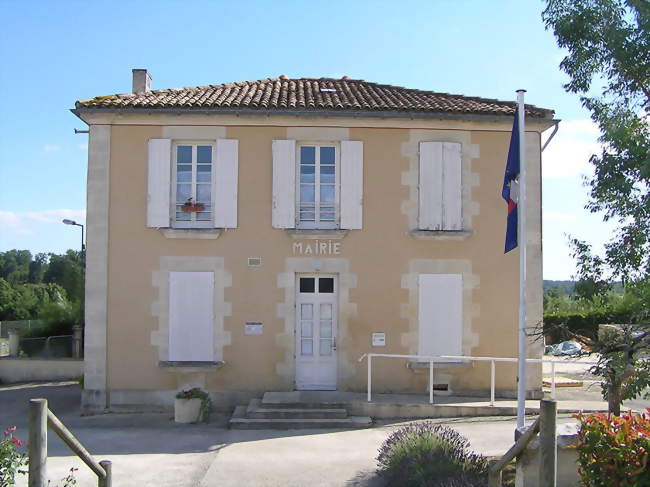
left=174, top=398, right=202, bottom=423
left=181, top=204, right=205, bottom=213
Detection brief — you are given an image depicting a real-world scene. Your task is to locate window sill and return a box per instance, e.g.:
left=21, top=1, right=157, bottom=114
left=159, top=361, right=225, bottom=372
left=408, top=360, right=470, bottom=369
left=410, top=230, right=472, bottom=241
left=159, top=228, right=223, bottom=240
left=287, top=229, right=348, bottom=240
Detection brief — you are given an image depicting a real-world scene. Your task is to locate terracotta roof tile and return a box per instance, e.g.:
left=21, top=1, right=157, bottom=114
left=75, top=77, right=553, bottom=118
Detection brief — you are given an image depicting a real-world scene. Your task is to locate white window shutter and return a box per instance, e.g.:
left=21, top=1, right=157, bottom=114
left=340, top=140, right=364, bottom=230
left=417, top=274, right=463, bottom=357
left=442, top=142, right=462, bottom=230
left=169, top=271, right=215, bottom=362
left=147, top=139, right=172, bottom=228
left=272, top=140, right=296, bottom=228
left=418, top=142, right=443, bottom=230
left=214, top=139, right=239, bottom=228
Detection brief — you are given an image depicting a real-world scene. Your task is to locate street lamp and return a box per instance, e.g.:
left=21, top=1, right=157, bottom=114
left=62, top=219, right=85, bottom=266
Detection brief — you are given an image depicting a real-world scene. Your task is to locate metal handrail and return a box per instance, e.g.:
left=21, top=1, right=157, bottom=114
left=29, top=398, right=112, bottom=487
left=358, top=353, right=598, bottom=405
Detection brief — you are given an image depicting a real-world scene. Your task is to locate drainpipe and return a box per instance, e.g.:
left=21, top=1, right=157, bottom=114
left=541, top=122, right=560, bottom=152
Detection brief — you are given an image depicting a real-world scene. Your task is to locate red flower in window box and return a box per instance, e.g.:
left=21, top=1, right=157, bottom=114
left=181, top=198, right=205, bottom=213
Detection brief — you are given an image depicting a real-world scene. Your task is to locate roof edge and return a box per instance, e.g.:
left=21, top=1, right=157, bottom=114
left=71, top=106, right=556, bottom=124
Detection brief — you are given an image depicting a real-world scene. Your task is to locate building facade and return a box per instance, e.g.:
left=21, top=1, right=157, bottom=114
left=74, top=71, right=555, bottom=413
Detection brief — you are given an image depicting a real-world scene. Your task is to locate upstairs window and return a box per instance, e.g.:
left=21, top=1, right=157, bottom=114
left=272, top=139, right=363, bottom=231
left=297, top=144, right=339, bottom=229
left=147, top=138, right=238, bottom=230
left=173, top=143, right=214, bottom=228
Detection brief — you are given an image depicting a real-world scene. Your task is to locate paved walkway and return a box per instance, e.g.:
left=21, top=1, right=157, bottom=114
left=1, top=382, right=647, bottom=487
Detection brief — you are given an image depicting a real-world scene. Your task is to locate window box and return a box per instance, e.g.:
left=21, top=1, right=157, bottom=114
left=181, top=199, right=205, bottom=213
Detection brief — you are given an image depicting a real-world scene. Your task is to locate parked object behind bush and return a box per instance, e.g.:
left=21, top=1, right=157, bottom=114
left=574, top=409, right=650, bottom=486
left=377, top=422, right=488, bottom=487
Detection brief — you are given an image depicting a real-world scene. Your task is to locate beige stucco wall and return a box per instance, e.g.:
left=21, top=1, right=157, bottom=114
left=82, top=113, right=548, bottom=410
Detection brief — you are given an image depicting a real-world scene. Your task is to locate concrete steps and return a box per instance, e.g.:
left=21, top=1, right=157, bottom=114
left=229, top=394, right=372, bottom=430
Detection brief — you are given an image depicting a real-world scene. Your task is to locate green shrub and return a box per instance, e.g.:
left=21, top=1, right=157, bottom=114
left=574, top=409, right=650, bottom=486
left=543, top=308, right=638, bottom=343
left=22, top=301, right=81, bottom=339
left=377, top=422, right=488, bottom=487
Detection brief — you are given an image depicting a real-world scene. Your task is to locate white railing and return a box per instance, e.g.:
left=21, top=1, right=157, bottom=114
left=357, top=353, right=599, bottom=405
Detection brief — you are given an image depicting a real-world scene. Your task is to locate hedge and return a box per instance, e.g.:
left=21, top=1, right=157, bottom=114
left=543, top=309, right=638, bottom=343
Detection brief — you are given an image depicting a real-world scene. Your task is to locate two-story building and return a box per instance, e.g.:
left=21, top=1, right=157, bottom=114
left=73, top=70, right=555, bottom=413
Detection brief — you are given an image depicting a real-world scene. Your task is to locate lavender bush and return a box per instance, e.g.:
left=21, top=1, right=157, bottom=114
left=377, top=422, right=489, bottom=487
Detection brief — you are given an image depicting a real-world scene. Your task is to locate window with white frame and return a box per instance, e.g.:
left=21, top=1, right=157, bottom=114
left=173, top=143, right=214, bottom=228
left=146, top=138, right=238, bottom=230
left=297, top=143, right=339, bottom=229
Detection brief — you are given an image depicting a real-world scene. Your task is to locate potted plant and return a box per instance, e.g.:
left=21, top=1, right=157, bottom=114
left=181, top=197, right=205, bottom=213
left=174, top=388, right=212, bottom=423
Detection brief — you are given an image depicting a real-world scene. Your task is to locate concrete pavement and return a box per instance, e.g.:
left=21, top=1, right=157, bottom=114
left=0, top=381, right=646, bottom=487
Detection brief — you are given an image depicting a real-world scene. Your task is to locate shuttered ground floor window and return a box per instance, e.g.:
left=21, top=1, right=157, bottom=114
left=417, top=274, right=463, bottom=357
left=168, top=271, right=215, bottom=362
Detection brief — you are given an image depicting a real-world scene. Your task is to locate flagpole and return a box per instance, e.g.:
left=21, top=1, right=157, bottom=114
left=516, top=89, right=527, bottom=430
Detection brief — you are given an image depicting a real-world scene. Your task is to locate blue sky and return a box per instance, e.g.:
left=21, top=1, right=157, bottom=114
left=0, top=0, right=611, bottom=279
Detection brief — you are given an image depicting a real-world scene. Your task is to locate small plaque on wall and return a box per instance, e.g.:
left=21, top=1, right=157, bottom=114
left=245, top=322, right=263, bottom=335
left=372, top=333, right=386, bottom=347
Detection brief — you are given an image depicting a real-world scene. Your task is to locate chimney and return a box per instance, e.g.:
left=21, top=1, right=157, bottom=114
left=132, top=69, right=152, bottom=94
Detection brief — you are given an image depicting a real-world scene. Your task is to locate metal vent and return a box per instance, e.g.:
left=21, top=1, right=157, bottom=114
left=248, top=257, right=262, bottom=267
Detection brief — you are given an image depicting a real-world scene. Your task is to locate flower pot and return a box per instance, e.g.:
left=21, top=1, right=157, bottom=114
left=181, top=203, right=205, bottom=213
left=174, top=397, right=202, bottom=423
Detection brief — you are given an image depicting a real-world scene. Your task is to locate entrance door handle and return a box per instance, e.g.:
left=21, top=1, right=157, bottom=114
left=332, top=337, right=337, bottom=351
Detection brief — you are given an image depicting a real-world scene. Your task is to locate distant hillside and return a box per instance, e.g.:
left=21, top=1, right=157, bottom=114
left=543, top=280, right=624, bottom=294
left=544, top=280, right=575, bottom=294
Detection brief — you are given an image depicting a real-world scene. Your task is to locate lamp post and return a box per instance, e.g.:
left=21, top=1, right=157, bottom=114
left=62, top=219, right=85, bottom=267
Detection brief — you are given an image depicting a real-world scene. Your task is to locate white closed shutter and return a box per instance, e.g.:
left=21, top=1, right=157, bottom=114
left=272, top=139, right=296, bottom=228
left=169, top=271, right=215, bottom=362
left=147, top=138, right=172, bottom=228
left=442, top=142, right=462, bottom=230
left=418, top=142, right=444, bottom=230
left=418, top=141, right=462, bottom=230
left=417, top=274, right=463, bottom=357
left=340, top=140, right=363, bottom=229
left=214, top=139, right=239, bottom=228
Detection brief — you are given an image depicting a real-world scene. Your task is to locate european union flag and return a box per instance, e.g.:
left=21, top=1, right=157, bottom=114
left=502, top=113, right=520, bottom=253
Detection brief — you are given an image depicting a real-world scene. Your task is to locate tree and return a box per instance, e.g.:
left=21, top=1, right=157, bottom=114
left=543, top=0, right=650, bottom=414
left=543, top=0, right=650, bottom=281
left=28, top=253, right=47, bottom=284
left=0, top=250, right=32, bottom=284
left=43, top=251, right=84, bottom=303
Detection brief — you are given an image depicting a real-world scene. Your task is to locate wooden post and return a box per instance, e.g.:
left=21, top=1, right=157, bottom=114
left=488, top=459, right=502, bottom=487
left=99, top=460, right=112, bottom=487
left=539, top=398, right=557, bottom=486
left=28, top=399, right=47, bottom=487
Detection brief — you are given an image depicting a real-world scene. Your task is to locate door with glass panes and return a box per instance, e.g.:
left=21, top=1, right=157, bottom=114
left=295, top=275, right=338, bottom=390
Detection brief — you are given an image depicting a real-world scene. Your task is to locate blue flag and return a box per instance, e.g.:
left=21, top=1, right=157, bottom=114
left=502, top=114, right=520, bottom=253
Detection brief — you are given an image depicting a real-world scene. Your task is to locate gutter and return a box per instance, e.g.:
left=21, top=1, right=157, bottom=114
left=541, top=121, right=560, bottom=152
left=71, top=106, right=557, bottom=126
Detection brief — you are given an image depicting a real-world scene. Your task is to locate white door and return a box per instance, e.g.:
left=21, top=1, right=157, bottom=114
left=295, top=275, right=338, bottom=390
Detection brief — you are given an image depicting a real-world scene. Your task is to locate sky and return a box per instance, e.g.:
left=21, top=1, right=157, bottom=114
left=0, top=0, right=612, bottom=280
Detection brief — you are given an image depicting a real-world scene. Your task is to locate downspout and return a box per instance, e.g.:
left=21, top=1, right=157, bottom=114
left=541, top=121, right=559, bottom=152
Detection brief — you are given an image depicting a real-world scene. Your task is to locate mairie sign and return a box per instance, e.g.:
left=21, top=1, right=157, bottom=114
left=292, top=240, right=341, bottom=255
